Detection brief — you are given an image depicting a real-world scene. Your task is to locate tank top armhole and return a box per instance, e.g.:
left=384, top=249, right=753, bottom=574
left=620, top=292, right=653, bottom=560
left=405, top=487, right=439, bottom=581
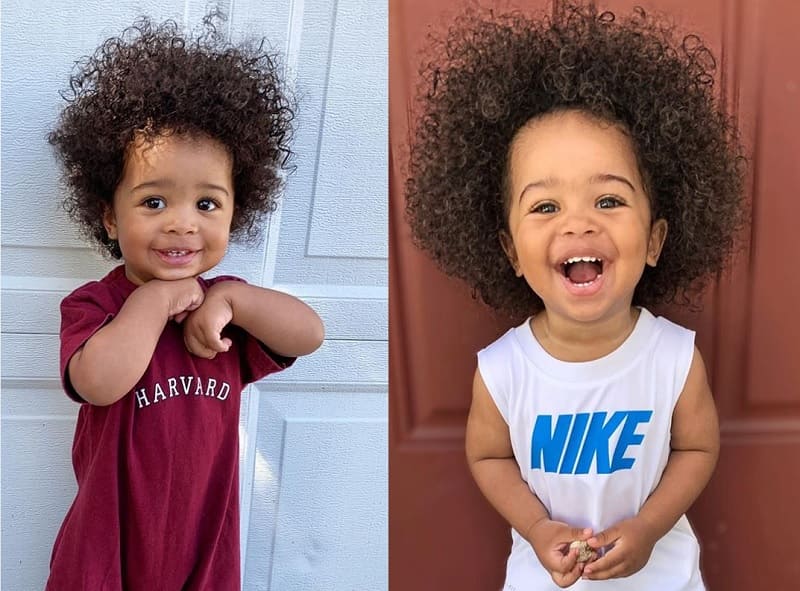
left=654, top=315, right=697, bottom=410
left=476, top=329, right=517, bottom=425
left=674, top=332, right=697, bottom=410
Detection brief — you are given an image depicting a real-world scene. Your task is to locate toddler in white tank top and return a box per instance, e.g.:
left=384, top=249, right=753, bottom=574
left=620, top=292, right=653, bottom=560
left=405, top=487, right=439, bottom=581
left=405, top=4, right=745, bottom=589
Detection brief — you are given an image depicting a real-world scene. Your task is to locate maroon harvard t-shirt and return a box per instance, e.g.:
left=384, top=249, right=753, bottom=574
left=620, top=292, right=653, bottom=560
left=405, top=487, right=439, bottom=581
left=46, top=266, right=293, bottom=591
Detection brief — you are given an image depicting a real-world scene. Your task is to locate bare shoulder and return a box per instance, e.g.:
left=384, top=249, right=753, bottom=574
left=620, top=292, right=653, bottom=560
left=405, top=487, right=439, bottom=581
left=677, top=346, right=712, bottom=412
left=465, top=368, right=513, bottom=463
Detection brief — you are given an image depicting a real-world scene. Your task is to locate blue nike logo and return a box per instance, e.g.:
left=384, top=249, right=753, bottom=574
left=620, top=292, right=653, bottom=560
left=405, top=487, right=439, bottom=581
left=531, top=410, right=653, bottom=474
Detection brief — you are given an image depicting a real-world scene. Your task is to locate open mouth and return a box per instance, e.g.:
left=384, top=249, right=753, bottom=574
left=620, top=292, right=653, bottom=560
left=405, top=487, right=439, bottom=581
left=560, top=256, right=604, bottom=286
left=161, top=250, right=191, bottom=257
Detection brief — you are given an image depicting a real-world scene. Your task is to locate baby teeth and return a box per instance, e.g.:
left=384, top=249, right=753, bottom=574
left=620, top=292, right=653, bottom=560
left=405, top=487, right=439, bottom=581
left=564, top=256, right=601, bottom=264
left=572, top=276, right=602, bottom=287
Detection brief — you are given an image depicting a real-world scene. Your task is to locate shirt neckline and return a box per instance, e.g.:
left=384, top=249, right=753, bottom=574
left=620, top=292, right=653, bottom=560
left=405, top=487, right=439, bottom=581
left=106, top=265, right=139, bottom=298
left=512, top=307, right=656, bottom=382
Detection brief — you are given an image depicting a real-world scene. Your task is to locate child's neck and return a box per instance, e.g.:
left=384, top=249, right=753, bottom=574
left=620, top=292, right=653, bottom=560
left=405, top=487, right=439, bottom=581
left=530, top=307, right=641, bottom=363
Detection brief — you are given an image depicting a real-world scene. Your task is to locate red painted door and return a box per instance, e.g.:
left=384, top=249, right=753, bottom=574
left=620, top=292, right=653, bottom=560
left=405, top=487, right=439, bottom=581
left=389, top=1, right=800, bottom=589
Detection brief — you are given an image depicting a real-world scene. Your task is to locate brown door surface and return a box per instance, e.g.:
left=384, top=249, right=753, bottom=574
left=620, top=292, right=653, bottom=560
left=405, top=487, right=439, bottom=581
left=389, top=1, right=800, bottom=590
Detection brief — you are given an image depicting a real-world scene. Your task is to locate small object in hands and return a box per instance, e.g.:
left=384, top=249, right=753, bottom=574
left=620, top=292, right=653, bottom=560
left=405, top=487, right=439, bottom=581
left=569, top=540, right=594, bottom=562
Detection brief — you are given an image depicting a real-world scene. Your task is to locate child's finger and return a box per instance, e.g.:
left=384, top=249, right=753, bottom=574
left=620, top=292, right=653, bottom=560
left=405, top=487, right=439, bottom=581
left=184, top=331, right=218, bottom=360
left=552, top=558, right=584, bottom=588
left=558, top=546, right=579, bottom=572
left=568, top=526, right=594, bottom=542
left=173, top=311, right=189, bottom=324
left=186, top=295, right=203, bottom=312
left=583, top=559, right=628, bottom=581
left=581, top=547, right=625, bottom=579
left=199, top=324, right=231, bottom=352
left=587, top=526, right=619, bottom=549
left=541, top=545, right=573, bottom=576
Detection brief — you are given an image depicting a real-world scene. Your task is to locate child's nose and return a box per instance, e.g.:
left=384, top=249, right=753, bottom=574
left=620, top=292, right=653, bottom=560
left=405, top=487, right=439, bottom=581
left=164, top=206, right=198, bottom=234
left=560, top=207, right=598, bottom=236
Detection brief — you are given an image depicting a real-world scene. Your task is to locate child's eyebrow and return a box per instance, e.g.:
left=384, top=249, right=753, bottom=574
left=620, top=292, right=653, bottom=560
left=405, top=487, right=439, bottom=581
left=518, top=173, right=636, bottom=203
left=518, top=177, right=558, bottom=203
left=588, top=173, right=636, bottom=193
left=131, top=179, right=230, bottom=196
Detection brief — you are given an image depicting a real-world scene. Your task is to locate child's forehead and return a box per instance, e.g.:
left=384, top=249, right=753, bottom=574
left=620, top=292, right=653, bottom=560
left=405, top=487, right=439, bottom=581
left=124, top=130, right=232, bottom=167
left=115, top=129, right=235, bottom=194
left=508, top=110, right=643, bottom=187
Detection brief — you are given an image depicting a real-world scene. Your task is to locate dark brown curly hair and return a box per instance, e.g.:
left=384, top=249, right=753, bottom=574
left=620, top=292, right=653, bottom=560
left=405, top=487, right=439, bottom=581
left=48, top=11, right=294, bottom=258
left=405, top=4, right=746, bottom=319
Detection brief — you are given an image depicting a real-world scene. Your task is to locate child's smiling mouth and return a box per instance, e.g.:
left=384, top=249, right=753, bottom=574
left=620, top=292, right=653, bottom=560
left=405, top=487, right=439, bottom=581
left=560, top=256, right=604, bottom=286
left=554, top=254, right=608, bottom=296
left=155, top=248, right=199, bottom=265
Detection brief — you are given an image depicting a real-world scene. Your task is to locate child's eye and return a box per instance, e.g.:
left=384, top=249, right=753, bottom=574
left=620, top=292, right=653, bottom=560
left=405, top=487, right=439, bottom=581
left=597, top=196, right=624, bottom=209
left=530, top=202, right=558, bottom=214
left=143, top=197, right=165, bottom=209
left=197, top=198, right=219, bottom=212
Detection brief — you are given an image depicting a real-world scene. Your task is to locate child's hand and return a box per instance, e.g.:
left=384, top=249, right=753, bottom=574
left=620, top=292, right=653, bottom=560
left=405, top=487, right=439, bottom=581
left=527, top=520, right=595, bottom=588
left=182, top=283, right=234, bottom=359
left=145, top=277, right=205, bottom=322
left=582, top=516, right=658, bottom=580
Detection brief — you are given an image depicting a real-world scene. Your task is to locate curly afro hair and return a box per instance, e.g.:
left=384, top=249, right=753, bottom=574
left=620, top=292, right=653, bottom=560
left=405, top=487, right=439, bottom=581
left=49, top=11, right=294, bottom=258
left=405, top=4, right=746, bottom=319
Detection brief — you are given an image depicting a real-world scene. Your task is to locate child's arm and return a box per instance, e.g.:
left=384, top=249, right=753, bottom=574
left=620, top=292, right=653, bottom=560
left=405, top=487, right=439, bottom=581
left=68, top=278, right=205, bottom=406
left=182, top=280, right=324, bottom=359
left=466, top=369, right=593, bottom=588
left=583, top=347, right=719, bottom=580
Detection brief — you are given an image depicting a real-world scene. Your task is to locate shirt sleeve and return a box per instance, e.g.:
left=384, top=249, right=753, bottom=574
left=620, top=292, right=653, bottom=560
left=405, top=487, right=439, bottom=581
left=60, top=283, right=116, bottom=403
left=206, top=275, right=296, bottom=385
left=230, top=325, right=295, bottom=385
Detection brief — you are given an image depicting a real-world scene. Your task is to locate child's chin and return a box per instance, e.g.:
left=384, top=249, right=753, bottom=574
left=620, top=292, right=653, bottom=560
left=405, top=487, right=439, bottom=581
left=546, top=297, right=624, bottom=325
left=157, top=270, right=202, bottom=281
left=136, top=267, right=200, bottom=283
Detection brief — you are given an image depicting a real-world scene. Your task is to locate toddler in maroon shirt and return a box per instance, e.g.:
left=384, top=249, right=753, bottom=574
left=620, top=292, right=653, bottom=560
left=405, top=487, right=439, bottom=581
left=45, top=13, right=324, bottom=591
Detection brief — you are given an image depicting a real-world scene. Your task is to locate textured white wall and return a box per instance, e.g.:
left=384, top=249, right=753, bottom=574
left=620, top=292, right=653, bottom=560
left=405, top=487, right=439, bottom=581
left=0, top=1, right=387, bottom=590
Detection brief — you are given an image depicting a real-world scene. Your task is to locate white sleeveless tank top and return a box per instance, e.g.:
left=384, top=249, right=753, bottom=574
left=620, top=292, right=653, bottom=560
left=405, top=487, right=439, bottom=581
left=477, top=308, right=706, bottom=591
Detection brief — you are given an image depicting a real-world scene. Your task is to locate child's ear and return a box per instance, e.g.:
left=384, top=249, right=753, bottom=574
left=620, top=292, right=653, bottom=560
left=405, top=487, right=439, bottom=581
left=103, top=205, right=118, bottom=240
left=646, top=218, right=668, bottom=267
left=499, top=230, right=523, bottom=277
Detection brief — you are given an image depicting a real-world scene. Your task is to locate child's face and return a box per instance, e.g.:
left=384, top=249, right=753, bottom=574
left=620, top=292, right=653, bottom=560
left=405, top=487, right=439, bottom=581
left=501, top=110, right=667, bottom=325
left=104, top=133, right=235, bottom=285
